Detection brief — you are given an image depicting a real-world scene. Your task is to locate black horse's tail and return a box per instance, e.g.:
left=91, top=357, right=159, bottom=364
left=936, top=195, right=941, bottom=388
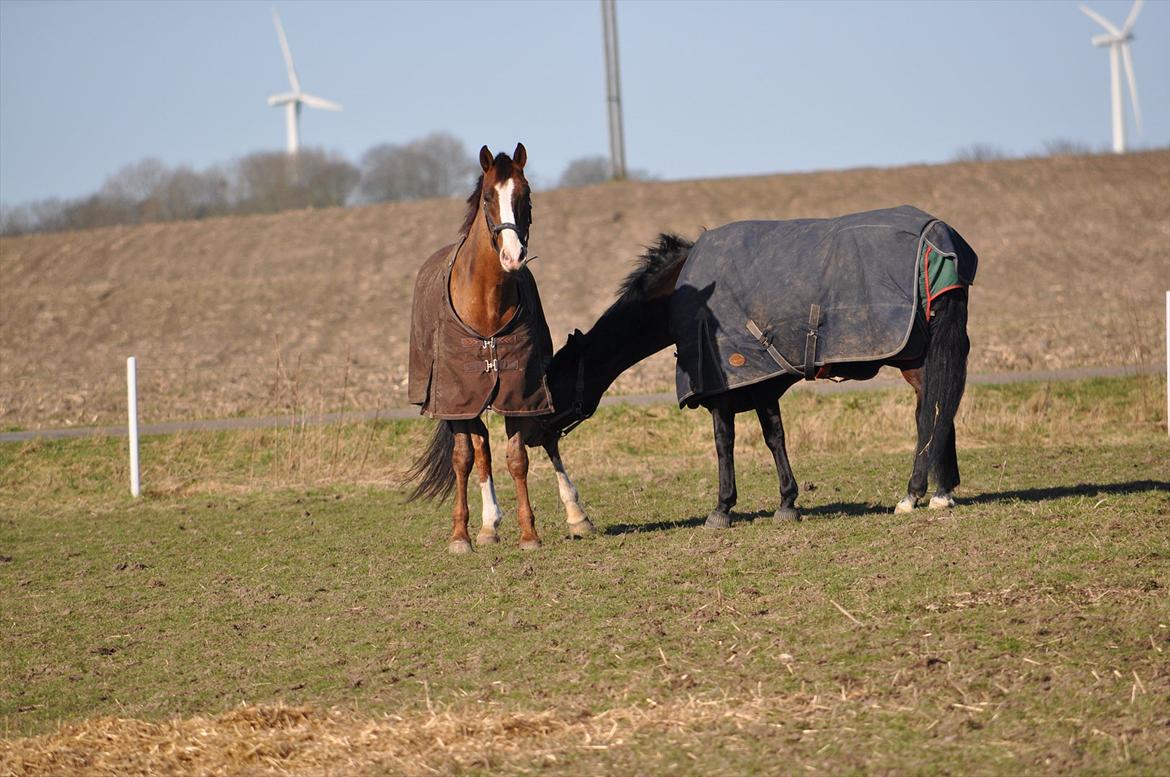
left=404, top=421, right=455, bottom=502
left=919, top=290, right=970, bottom=487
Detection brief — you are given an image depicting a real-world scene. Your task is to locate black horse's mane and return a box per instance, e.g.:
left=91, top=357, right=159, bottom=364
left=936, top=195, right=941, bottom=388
left=615, top=233, right=694, bottom=303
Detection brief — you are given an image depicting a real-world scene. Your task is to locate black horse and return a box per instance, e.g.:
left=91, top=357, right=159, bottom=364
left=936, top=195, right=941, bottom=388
left=542, top=207, right=975, bottom=526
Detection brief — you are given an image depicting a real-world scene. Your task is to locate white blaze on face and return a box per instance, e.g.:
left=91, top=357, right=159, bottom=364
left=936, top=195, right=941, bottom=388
left=494, top=178, right=524, bottom=271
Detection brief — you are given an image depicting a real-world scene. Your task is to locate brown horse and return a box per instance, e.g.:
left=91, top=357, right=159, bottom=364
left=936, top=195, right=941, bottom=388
left=405, top=143, right=595, bottom=553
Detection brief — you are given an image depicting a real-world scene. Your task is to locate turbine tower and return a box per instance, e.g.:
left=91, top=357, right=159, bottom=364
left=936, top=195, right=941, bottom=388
left=267, top=9, right=341, bottom=155
left=1079, top=1, right=1143, bottom=154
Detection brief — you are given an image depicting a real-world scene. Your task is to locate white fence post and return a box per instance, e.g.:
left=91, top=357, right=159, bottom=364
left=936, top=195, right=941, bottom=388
left=127, top=356, right=140, bottom=497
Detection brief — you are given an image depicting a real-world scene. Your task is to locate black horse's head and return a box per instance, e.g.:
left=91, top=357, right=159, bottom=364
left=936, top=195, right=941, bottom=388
left=542, top=329, right=605, bottom=439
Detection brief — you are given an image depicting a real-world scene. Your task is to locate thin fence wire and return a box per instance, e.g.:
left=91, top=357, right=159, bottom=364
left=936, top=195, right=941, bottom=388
left=1, top=298, right=1165, bottom=433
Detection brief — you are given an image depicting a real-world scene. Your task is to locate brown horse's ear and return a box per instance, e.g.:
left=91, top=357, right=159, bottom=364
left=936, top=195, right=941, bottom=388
left=512, top=142, right=527, bottom=169
left=479, top=145, right=493, bottom=172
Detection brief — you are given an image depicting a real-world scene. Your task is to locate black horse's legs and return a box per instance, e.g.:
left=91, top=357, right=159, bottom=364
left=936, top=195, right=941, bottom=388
left=705, top=397, right=737, bottom=529
left=543, top=436, right=596, bottom=537
left=897, top=367, right=930, bottom=514
left=928, top=421, right=960, bottom=508
left=755, top=399, right=801, bottom=522
left=922, top=293, right=970, bottom=510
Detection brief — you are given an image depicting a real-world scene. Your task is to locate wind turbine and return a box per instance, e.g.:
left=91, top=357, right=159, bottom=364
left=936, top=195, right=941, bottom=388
left=1079, top=0, right=1143, bottom=153
left=267, top=9, right=342, bottom=155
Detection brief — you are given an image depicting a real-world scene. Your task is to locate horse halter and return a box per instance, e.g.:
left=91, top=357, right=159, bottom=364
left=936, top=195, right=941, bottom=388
left=483, top=195, right=540, bottom=270
left=485, top=208, right=523, bottom=245
left=544, top=349, right=591, bottom=437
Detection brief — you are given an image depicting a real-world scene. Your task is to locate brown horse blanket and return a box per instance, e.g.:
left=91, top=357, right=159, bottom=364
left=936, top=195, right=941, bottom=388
left=408, top=241, right=554, bottom=420
left=671, top=206, right=977, bottom=406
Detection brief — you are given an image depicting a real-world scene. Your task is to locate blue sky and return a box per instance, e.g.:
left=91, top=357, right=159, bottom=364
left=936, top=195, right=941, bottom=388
left=1, top=0, right=1168, bottom=204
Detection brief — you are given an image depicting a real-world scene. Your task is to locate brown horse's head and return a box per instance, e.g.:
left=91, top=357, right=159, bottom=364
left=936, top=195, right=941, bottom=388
left=475, top=142, right=531, bottom=273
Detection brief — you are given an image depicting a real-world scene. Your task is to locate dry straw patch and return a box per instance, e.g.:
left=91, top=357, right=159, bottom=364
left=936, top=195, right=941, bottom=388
left=2, top=697, right=790, bottom=776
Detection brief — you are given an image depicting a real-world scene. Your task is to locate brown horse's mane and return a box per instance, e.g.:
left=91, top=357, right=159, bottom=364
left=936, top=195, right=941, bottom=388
left=458, top=174, right=484, bottom=237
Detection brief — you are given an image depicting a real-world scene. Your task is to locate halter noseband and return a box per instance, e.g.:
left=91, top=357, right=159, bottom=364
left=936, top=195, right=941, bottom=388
left=484, top=199, right=526, bottom=249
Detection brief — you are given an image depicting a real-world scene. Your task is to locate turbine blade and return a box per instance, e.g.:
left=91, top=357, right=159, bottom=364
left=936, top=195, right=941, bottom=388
left=1079, top=4, right=1121, bottom=36
left=271, top=9, right=301, bottom=92
left=267, top=92, right=299, bottom=106
left=1121, top=43, right=1142, bottom=134
left=1122, top=0, right=1142, bottom=34
left=299, top=93, right=342, bottom=111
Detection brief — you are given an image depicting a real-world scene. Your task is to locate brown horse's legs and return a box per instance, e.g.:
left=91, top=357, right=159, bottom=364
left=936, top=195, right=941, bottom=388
left=469, top=418, right=503, bottom=545
left=543, top=436, right=595, bottom=537
left=754, top=398, right=801, bottom=522
left=504, top=418, right=541, bottom=549
left=705, top=397, right=737, bottom=529
left=448, top=420, right=475, bottom=553
left=897, top=367, right=929, bottom=513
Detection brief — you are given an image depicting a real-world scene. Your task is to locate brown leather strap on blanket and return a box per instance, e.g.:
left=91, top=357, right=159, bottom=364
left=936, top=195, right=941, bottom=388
left=803, top=304, right=821, bottom=381
left=746, top=319, right=797, bottom=374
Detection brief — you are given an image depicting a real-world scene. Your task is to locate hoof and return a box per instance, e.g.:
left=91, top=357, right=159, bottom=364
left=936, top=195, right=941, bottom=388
left=894, top=496, right=918, bottom=515
left=448, top=539, right=473, bottom=555
left=476, top=531, right=499, bottom=546
left=705, top=511, right=731, bottom=529
left=773, top=506, right=802, bottom=523
left=929, top=493, right=955, bottom=510
left=568, top=518, right=596, bottom=538
left=519, top=538, right=542, bottom=551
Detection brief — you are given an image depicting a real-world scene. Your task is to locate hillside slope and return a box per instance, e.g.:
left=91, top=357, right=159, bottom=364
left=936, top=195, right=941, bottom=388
left=2, top=151, right=1167, bottom=428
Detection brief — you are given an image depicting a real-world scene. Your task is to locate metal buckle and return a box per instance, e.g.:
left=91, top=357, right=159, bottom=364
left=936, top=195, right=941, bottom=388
left=484, top=359, right=498, bottom=372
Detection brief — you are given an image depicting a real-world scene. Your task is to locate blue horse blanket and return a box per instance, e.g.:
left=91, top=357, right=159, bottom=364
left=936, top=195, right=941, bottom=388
left=671, top=206, right=977, bottom=406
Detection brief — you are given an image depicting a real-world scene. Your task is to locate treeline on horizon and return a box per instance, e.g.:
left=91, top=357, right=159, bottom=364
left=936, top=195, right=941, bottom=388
left=0, top=132, right=639, bottom=237
left=0, top=135, right=1141, bottom=237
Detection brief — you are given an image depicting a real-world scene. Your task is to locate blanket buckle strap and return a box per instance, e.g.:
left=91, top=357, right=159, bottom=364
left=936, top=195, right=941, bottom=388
left=481, top=337, right=499, bottom=373
left=803, top=304, right=821, bottom=381
left=746, top=319, right=797, bottom=375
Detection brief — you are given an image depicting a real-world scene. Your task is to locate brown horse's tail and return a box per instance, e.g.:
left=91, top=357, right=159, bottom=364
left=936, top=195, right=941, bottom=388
left=404, top=421, right=455, bottom=502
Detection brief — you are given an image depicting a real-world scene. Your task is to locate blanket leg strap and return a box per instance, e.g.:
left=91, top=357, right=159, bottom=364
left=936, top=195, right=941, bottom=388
left=746, top=319, right=797, bottom=375
left=803, top=304, right=821, bottom=381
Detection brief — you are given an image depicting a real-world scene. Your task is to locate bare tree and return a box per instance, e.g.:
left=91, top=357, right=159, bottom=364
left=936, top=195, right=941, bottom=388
left=233, top=149, right=358, bottom=213
left=557, top=155, right=655, bottom=188
left=558, top=156, right=611, bottom=188
left=953, top=144, right=1009, bottom=163
left=100, top=159, right=171, bottom=205
left=1041, top=139, right=1093, bottom=157
left=357, top=132, right=477, bottom=202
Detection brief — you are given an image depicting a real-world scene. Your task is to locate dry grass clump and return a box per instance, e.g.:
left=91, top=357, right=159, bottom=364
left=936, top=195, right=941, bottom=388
left=1, top=697, right=779, bottom=776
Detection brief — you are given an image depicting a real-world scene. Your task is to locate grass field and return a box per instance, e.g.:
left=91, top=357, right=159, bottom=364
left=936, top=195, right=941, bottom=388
left=2, top=375, right=1168, bottom=775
